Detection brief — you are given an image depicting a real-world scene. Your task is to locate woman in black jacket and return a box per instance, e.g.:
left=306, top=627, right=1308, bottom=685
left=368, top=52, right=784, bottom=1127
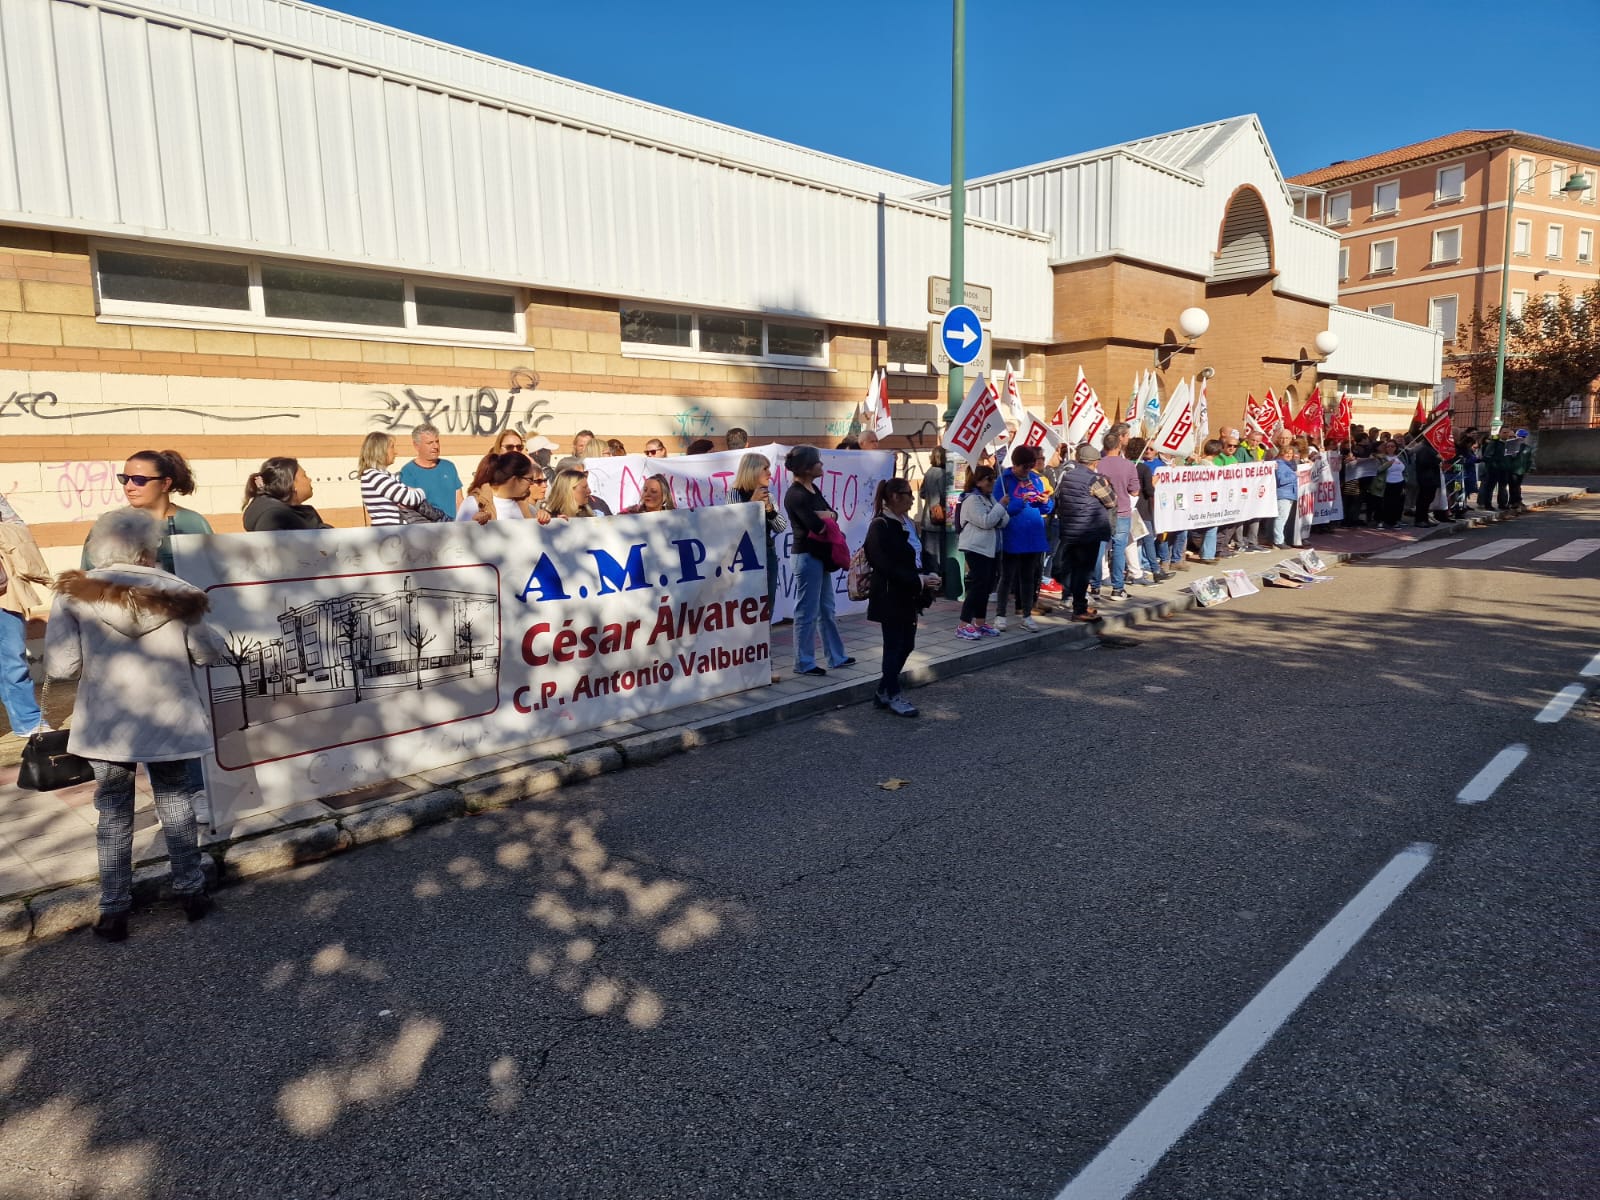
left=865, top=479, right=942, bottom=717
left=242, top=458, right=332, bottom=532
left=1051, top=444, right=1112, bottom=621
left=783, top=445, right=851, bottom=677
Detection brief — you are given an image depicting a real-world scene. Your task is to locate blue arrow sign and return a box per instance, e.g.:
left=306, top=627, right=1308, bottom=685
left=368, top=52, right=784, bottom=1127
left=940, top=304, right=984, bottom=367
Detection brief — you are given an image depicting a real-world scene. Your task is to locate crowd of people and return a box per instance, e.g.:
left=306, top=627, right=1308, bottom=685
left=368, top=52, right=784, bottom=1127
left=0, top=408, right=1540, bottom=939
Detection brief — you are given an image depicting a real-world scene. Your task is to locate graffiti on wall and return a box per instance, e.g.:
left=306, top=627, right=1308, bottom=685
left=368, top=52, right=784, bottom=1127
left=671, top=405, right=716, bottom=450
left=1, top=390, right=296, bottom=424
left=369, top=386, right=553, bottom=439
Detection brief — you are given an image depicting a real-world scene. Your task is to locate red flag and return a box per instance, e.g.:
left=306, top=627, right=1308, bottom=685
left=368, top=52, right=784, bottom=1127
left=1245, top=392, right=1282, bottom=439
left=1266, top=387, right=1292, bottom=430
left=1412, top=397, right=1427, bottom=428
left=1420, top=402, right=1455, bottom=459
left=1290, top=389, right=1324, bottom=442
left=878, top=369, right=890, bottom=409
left=1326, top=392, right=1353, bottom=443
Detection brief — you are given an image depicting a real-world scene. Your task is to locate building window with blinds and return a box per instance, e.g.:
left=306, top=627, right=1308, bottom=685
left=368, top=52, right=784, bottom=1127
left=619, top=306, right=827, bottom=366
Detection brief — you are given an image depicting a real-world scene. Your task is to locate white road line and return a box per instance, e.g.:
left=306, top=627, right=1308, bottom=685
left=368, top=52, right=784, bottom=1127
left=1456, top=745, right=1529, bottom=805
left=1053, top=843, right=1435, bottom=1200
left=1532, top=538, right=1600, bottom=563
left=1582, top=651, right=1600, bottom=679
left=1372, top=541, right=1448, bottom=560
left=1447, top=538, right=1536, bottom=561
left=1534, top=684, right=1587, bottom=724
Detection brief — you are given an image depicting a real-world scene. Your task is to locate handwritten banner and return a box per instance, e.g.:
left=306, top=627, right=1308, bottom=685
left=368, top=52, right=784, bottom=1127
left=174, top=505, right=770, bottom=827
left=584, top=446, right=895, bottom=620
left=1153, top=462, right=1277, bottom=533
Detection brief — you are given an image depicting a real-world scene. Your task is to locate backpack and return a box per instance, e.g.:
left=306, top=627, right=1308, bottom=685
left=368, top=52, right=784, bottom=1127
left=847, top=543, right=874, bottom=601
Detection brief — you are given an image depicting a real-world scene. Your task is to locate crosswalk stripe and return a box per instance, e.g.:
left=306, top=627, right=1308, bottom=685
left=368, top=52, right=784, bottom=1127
left=1448, top=538, right=1537, bottom=561
left=1532, top=538, right=1600, bottom=563
left=1373, top=541, right=1449, bottom=560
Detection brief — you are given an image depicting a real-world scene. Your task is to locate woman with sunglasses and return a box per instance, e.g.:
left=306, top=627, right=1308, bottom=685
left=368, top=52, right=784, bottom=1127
left=457, top=452, right=545, bottom=524
left=644, top=439, right=667, bottom=459
left=88, top=450, right=211, bottom=575
left=864, top=479, right=942, bottom=717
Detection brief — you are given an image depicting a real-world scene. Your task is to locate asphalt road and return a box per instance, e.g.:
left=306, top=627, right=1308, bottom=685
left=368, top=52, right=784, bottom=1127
left=2, top=501, right=1596, bottom=1200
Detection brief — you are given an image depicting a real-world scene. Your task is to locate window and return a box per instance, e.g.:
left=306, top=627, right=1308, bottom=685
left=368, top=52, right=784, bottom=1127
left=1580, top=229, right=1594, bottom=263
left=1581, top=167, right=1596, bottom=203
left=1370, top=239, right=1397, bottom=273
left=1547, top=225, right=1564, bottom=258
left=1431, top=227, right=1461, bottom=264
left=1516, top=156, right=1535, bottom=192
left=887, top=331, right=929, bottom=373
left=1328, top=192, right=1351, bottom=225
left=92, top=243, right=522, bottom=343
left=1510, top=289, right=1528, bottom=319
left=1436, top=164, right=1465, bottom=202
left=1430, top=295, right=1459, bottom=339
left=1373, top=181, right=1400, bottom=215
left=1338, top=247, right=1349, bottom=281
left=1342, top=378, right=1375, bottom=397
left=1389, top=383, right=1420, bottom=402
left=619, top=306, right=827, bottom=366
left=1513, top=220, right=1532, bottom=256
left=1551, top=164, right=1568, bottom=196
left=1367, top=304, right=1395, bottom=319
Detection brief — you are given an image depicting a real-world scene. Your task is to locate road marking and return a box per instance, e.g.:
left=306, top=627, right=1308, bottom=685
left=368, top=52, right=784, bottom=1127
left=1447, top=538, right=1536, bottom=561
left=1372, top=541, right=1447, bottom=560
left=1582, top=651, right=1600, bottom=678
left=1052, top=843, right=1434, bottom=1200
left=1534, top=684, right=1587, bottom=724
left=1532, top=538, right=1600, bottom=563
left=1456, top=745, right=1529, bottom=805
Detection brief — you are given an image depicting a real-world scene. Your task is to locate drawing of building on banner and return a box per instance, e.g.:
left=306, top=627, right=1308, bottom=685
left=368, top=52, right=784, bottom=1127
left=205, top=566, right=501, bottom=770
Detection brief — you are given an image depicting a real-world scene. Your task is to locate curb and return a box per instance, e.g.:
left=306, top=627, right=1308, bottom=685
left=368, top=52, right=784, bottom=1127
left=2, top=486, right=1587, bottom=950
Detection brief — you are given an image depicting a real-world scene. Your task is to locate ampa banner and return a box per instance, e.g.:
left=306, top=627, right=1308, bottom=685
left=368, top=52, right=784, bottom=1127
left=174, top=506, right=769, bottom=826
left=1153, top=462, right=1277, bottom=533
left=584, top=446, right=894, bottom=621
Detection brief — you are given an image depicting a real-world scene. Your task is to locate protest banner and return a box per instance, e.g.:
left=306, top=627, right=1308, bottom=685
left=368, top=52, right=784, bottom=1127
left=585, top=445, right=894, bottom=621
left=1297, top=452, right=1344, bottom=525
left=1296, top=462, right=1315, bottom=529
left=174, top=505, right=772, bottom=827
left=1152, top=462, right=1276, bottom=533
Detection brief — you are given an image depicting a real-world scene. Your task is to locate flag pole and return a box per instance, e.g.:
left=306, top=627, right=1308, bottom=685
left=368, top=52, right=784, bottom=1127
left=940, top=0, right=966, bottom=599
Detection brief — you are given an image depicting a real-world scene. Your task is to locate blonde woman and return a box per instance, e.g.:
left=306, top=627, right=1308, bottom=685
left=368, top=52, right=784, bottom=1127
left=623, top=475, right=676, bottom=514
left=539, top=467, right=596, bottom=524
left=358, top=432, right=441, bottom=526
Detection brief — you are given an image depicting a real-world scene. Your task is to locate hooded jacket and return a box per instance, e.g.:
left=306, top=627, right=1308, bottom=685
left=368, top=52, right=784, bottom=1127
left=46, top=566, right=227, bottom=763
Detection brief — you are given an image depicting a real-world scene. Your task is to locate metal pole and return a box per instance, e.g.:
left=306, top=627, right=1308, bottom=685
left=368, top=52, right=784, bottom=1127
left=1491, top=157, right=1516, bottom=434
left=941, top=0, right=966, bottom=599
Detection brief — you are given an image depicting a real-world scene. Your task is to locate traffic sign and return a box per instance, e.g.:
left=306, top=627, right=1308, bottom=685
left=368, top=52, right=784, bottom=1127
left=927, top=320, right=991, bottom=377
left=927, top=277, right=992, bottom=322
left=939, top=305, right=984, bottom=367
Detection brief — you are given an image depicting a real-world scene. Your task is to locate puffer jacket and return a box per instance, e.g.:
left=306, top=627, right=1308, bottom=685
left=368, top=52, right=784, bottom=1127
left=1053, top=468, right=1112, bottom=548
left=46, top=566, right=227, bottom=763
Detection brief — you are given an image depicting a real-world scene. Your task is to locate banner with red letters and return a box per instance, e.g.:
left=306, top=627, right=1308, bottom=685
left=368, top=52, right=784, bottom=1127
left=1152, top=462, right=1277, bottom=533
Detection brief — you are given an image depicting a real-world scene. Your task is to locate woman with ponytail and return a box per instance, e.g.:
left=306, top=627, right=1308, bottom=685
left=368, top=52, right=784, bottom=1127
left=86, top=449, right=212, bottom=574
left=242, top=458, right=331, bottom=532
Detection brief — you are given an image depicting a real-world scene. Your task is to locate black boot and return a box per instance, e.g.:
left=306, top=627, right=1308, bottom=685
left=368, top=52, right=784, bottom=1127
left=181, top=892, right=214, bottom=922
left=93, top=912, right=129, bottom=942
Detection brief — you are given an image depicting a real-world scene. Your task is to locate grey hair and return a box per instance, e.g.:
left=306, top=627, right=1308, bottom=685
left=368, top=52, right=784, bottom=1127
left=85, top=508, right=163, bottom=569
left=411, top=423, right=440, bottom=446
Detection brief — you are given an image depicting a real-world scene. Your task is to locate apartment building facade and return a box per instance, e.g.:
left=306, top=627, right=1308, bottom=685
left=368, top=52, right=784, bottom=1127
left=1289, top=130, right=1600, bottom=428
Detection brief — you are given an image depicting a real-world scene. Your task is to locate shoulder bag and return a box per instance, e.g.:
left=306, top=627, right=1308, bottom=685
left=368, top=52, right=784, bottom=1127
left=18, top=728, right=93, bottom=792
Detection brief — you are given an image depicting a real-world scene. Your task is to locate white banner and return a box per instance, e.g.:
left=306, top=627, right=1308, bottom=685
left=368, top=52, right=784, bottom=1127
left=174, top=506, right=770, bottom=826
left=1297, top=452, right=1344, bottom=526
left=583, top=445, right=895, bottom=621
left=1153, top=462, right=1277, bottom=533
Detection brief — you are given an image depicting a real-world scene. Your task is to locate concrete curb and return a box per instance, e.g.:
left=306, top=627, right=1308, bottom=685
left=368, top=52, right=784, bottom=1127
left=4, top=485, right=1588, bottom=950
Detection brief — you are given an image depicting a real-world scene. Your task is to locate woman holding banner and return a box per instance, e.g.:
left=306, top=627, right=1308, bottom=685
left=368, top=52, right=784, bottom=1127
left=456, top=452, right=544, bottom=524
left=543, top=468, right=597, bottom=522
left=733, top=454, right=787, bottom=685
left=623, top=475, right=677, bottom=514
left=865, top=480, right=941, bottom=717
left=783, top=445, right=852, bottom=677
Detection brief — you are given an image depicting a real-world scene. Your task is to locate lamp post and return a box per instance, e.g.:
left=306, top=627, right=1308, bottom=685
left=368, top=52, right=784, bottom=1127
left=1491, top=161, right=1590, bottom=431
left=940, top=0, right=966, bottom=598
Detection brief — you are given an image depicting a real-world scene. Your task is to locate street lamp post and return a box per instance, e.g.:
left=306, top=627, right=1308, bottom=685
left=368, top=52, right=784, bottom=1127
left=940, top=0, right=966, bottom=599
left=1491, top=161, right=1590, bottom=432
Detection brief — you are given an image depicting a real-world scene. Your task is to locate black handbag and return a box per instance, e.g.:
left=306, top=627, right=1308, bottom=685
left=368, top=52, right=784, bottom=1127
left=17, top=729, right=94, bottom=792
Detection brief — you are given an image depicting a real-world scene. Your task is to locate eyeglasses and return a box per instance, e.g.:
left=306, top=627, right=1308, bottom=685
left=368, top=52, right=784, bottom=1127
left=502, top=443, right=524, bottom=452
left=645, top=448, right=663, bottom=456
left=117, top=473, right=167, bottom=487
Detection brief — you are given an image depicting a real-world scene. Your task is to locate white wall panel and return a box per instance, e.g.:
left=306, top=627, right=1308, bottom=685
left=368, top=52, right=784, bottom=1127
left=1, top=0, right=70, bottom=215
left=1323, top=306, right=1441, bottom=384
left=52, top=1, right=119, bottom=223
left=148, top=24, right=210, bottom=235
left=233, top=39, right=290, bottom=245
left=192, top=30, right=252, bottom=240
left=100, top=12, right=165, bottom=229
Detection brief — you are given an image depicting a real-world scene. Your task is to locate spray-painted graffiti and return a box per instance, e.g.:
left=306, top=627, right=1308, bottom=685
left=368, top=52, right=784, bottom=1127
left=46, top=461, right=129, bottom=521
left=369, top=387, right=552, bottom=438
left=0, top=390, right=295, bottom=424
left=669, top=405, right=717, bottom=451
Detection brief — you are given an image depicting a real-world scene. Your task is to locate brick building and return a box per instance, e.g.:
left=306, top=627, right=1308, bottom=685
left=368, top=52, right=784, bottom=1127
left=1289, top=130, right=1600, bottom=428
left=0, top=0, right=1437, bottom=571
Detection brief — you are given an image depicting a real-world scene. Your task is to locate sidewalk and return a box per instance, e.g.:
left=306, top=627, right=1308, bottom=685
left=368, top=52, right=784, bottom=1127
left=2, top=482, right=1591, bottom=945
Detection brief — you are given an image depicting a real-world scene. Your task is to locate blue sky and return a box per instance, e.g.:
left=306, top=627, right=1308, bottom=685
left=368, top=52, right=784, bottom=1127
left=318, top=0, right=1600, bottom=182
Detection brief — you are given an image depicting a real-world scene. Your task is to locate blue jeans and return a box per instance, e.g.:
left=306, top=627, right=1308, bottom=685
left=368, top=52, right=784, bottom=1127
left=792, top=551, right=847, bottom=672
left=91, top=759, right=207, bottom=914
left=1273, top=498, right=1298, bottom=547
left=1200, top=526, right=1218, bottom=559
left=1138, top=529, right=1161, bottom=573
left=0, top=609, right=42, bottom=734
left=1097, top=514, right=1132, bottom=590
left=1158, top=532, right=1185, bottom=567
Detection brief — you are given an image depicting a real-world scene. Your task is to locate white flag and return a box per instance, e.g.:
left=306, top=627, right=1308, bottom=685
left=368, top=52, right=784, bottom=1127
left=1194, top=375, right=1210, bottom=442
left=1141, top=371, right=1162, bottom=437
left=860, top=367, right=884, bottom=417
left=1001, top=361, right=1027, bottom=424
left=1065, top=366, right=1110, bottom=451
left=1150, top=376, right=1197, bottom=458
left=1016, top=412, right=1062, bottom=457
left=942, top=374, right=1007, bottom=459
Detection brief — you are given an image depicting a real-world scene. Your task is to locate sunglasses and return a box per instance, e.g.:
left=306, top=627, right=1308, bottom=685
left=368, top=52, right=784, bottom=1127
left=502, top=443, right=525, bottom=452
left=118, top=473, right=168, bottom=487
left=645, top=448, right=663, bottom=456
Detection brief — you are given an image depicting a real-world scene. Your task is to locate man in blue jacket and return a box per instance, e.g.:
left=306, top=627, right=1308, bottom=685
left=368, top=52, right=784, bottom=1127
left=993, top=446, right=1053, bottom=632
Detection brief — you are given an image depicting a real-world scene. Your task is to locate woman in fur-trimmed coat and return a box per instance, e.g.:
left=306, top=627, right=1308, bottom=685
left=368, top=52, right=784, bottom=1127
left=46, top=509, right=228, bottom=942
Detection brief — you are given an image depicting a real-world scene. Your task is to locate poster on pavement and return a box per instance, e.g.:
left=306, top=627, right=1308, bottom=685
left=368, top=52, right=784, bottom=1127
left=173, top=505, right=770, bottom=827
left=584, top=446, right=894, bottom=621
left=1297, top=452, right=1344, bottom=525
left=1152, top=462, right=1276, bottom=533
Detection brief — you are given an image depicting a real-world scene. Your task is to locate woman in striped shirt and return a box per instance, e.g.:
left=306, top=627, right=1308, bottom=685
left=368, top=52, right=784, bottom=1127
left=358, top=432, right=437, bottom=526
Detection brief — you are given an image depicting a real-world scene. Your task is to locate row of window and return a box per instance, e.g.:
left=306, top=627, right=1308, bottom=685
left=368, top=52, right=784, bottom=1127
left=1335, top=379, right=1420, bottom=402
left=94, top=246, right=522, bottom=341
left=1360, top=297, right=1457, bottom=337
left=620, top=307, right=827, bottom=365
left=1327, top=157, right=1596, bottom=225
left=1338, top=225, right=1594, bottom=281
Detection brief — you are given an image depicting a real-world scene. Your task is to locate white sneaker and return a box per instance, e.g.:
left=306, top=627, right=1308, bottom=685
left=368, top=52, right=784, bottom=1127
left=992, top=615, right=1008, bottom=631
left=1021, top=616, right=1039, bottom=632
